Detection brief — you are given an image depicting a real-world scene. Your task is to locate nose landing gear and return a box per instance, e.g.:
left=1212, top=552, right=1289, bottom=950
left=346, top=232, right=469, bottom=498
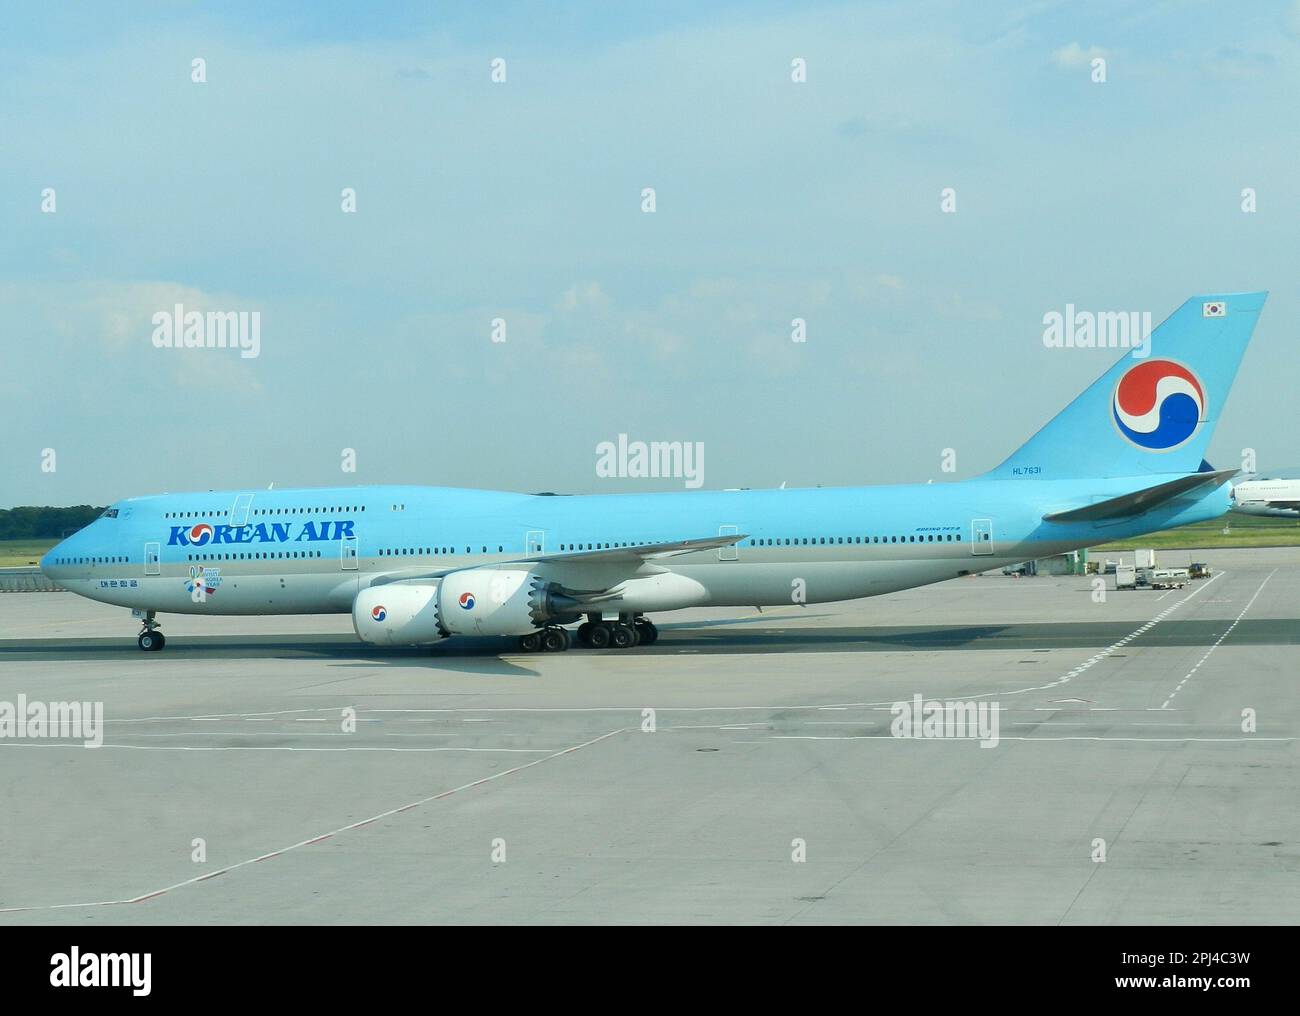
left=135, top=610, right=166, bottom=651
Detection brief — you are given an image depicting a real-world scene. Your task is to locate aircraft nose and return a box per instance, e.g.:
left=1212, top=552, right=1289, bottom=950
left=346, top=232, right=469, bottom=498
left=41, top=537, right=69, bottom=578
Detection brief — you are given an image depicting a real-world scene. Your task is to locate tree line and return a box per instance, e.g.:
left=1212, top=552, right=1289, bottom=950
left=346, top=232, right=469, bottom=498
left=0, top=506, right=105, bottom=540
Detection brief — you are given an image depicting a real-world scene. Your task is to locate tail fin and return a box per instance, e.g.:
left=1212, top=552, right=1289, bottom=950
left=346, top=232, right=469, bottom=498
left=985, top=292, right=1267, bottom=481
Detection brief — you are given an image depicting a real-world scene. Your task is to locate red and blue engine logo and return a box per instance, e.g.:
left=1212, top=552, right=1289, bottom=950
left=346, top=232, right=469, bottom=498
left=1112, top=359, right=1205, bottom=451
left=371, top=605, right=387, bottom=622
left=188, top=523, right=214, bottom=546
left=459, top=591, right=476, bottom=610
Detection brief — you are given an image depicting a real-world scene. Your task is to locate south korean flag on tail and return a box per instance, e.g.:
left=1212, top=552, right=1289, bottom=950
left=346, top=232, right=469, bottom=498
left=1203, top=301, right=1227, bottom=317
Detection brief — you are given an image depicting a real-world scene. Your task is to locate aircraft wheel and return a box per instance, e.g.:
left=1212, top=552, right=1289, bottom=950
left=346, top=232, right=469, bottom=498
left=542, top=628, right=569, bottom=652
left=610, top=623, right=635, bottom=649
left=575, top=622, right=593, bottom=645
left=587, top=624, right=612, bottom=650
left=138, top=630, right=163, bottom=652
left=519, top=632, right=542, bottom=652
left=635, top=621, right=658, bottom=645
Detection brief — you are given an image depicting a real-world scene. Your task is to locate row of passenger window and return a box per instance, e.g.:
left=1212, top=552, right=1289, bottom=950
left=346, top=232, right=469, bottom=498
left=558, top=542, right=648, bottom=551
left=380, top=546, right=505, bottom=556
left=51, top=556, right=127, bottom=564
left=186, top=551, right=324, bottom=560
left=164, top=506, right=367, bottom=519
left=380, top=534, right=963, bottom=555
left=748, top=534, right=961, bottom=546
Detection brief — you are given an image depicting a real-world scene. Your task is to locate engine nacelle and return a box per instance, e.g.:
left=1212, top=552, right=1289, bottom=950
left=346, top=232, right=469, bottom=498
left=439, top=568, right=570, bottom=636
left=353, top=583, right=443, bottom=646
left=353, top=569, right=582, bottom=645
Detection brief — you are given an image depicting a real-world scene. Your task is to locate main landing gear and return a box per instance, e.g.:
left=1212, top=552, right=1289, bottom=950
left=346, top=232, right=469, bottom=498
left=518, top=627, right=571, bottom=653
left=135, top=610, right=166, bottom=652
left=578, top=613, right=658, bottom=650
left=515, top=614, right=659, bottom=653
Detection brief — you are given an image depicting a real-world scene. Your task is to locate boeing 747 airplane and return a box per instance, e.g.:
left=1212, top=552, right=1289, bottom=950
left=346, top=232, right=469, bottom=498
left=42, top=292, right=1266, bottom=652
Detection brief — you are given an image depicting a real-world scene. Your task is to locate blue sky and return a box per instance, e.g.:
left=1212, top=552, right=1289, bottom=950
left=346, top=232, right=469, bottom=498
left=3, top=1, right=1299, bottom=505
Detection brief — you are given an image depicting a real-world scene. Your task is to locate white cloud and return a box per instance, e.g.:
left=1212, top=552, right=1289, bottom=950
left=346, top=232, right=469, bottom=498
left=0, top=279, right=267, bottom=395
left=557, top=281, right=613, bottom=314
left=1052, top=42, right=1108, bottom=68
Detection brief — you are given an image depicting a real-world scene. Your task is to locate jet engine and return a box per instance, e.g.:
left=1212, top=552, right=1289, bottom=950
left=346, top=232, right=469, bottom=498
left=353, top=569, right=583, bottom=645
left=438, top=569, right=581, bottom=636
left=352, top=583, right=443, bottom=646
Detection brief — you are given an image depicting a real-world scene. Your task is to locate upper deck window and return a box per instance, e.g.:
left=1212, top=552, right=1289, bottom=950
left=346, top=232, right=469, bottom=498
left=100, top=508, right=119, bottom=518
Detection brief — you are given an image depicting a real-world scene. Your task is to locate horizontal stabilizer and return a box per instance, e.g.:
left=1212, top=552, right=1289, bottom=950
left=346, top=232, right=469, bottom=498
left=1042, top=469, right=1237, bottom=522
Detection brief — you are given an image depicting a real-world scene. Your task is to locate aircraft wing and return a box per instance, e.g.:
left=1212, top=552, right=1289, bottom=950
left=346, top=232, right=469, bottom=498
left=1042, top=469, right=1237, bottom=523
left=516, top=533, right=748, bottom=563
left=364, top=533, right=747, bottom=586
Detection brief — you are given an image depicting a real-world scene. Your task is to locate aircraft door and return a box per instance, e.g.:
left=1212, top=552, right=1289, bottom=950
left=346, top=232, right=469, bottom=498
left=230, top=493, right=254, bottom=527
left=971, top=518, right=993, bottom=555
left=144, top=542, right=161, bottom=575
left=526, top=530, right=545, bottom=555
left=718, top=524, right=740, bottom=561
left=341, top=535, right=359, bottom=570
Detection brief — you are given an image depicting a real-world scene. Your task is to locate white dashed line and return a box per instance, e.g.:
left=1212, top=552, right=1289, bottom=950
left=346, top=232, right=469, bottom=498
left=974, top=570, right=1228, bottom=700
left=1160, top=570, right=1275, bottom=710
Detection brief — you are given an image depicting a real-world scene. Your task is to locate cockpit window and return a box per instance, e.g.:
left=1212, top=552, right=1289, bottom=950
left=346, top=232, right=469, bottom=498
left=100, top=508, right=119, bottom=518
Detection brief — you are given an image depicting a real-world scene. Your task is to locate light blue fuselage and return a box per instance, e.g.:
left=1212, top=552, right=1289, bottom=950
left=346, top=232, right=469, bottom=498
left=41, top=477, right=1231, bottom=617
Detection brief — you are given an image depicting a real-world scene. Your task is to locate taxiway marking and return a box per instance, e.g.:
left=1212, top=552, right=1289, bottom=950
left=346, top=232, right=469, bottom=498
left=1160, top=570, right=1275, bottom=710
left=0, top=727, right=624, bottom=914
